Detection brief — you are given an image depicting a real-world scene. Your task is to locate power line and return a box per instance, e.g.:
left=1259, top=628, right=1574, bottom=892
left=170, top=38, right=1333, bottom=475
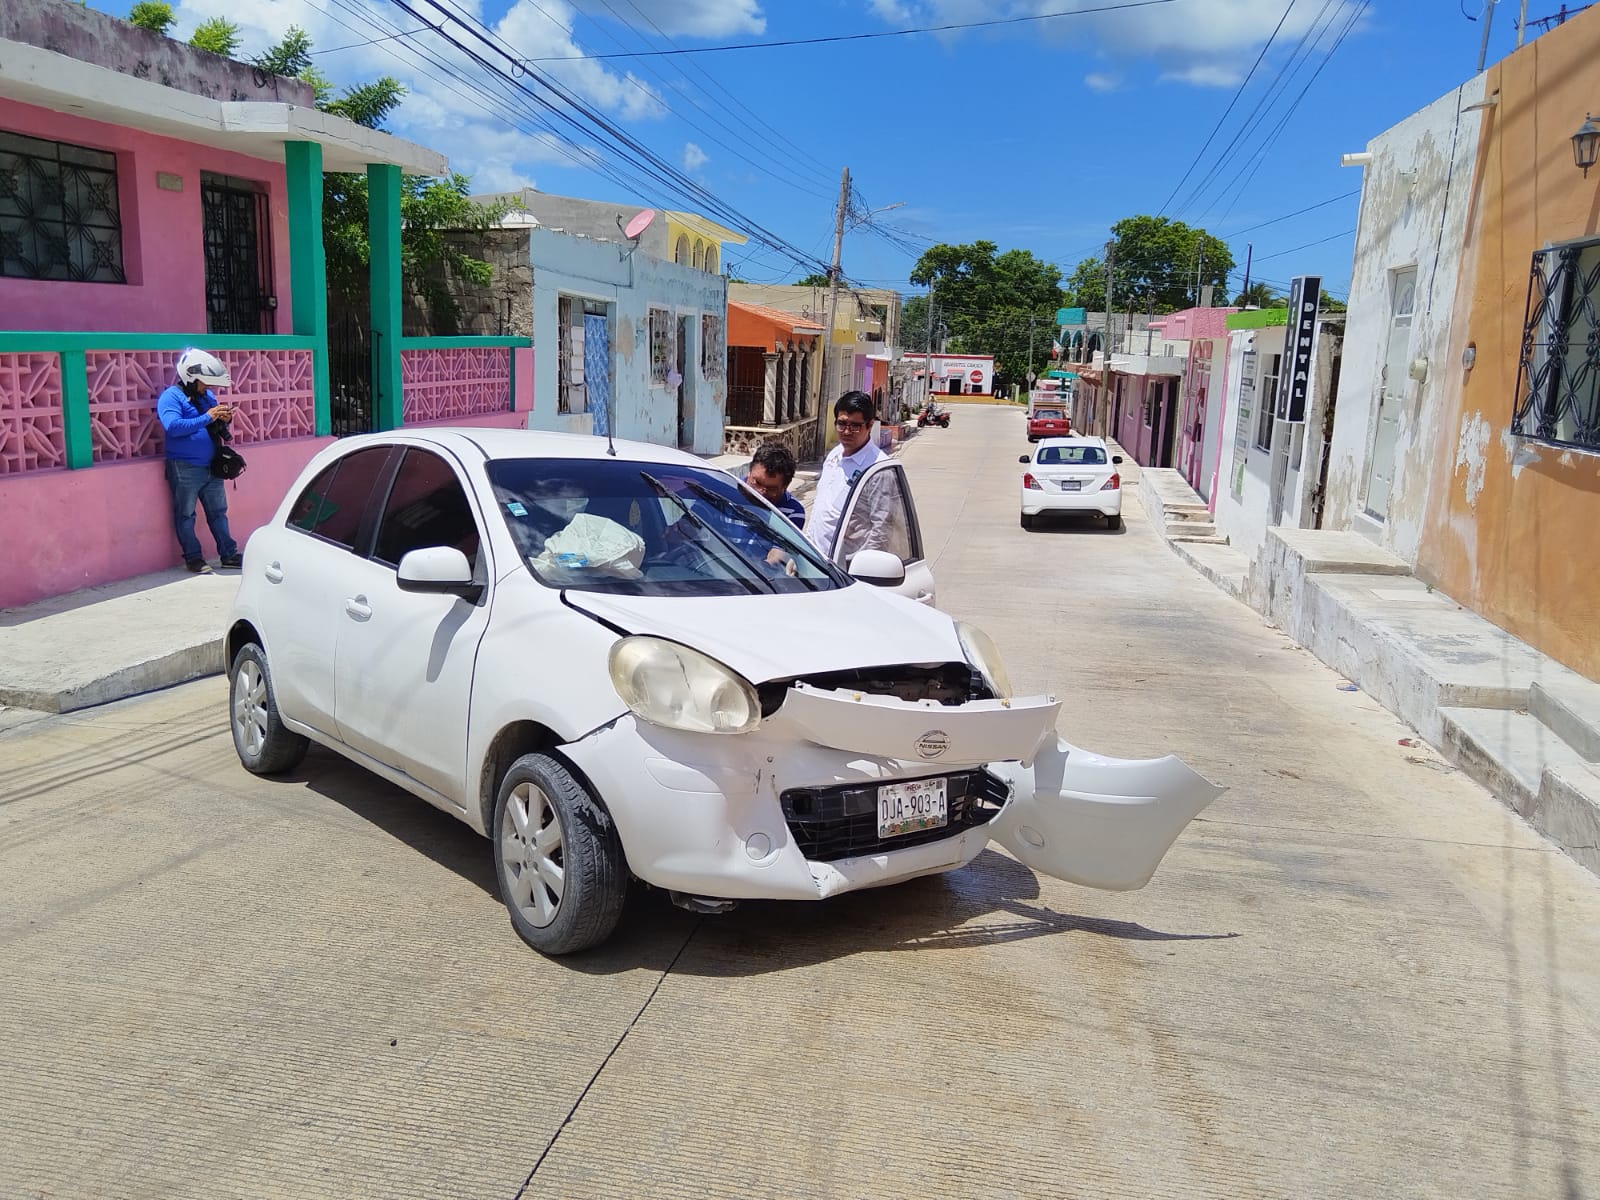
left=1253, top=228, right=1356, bottom=261
left=1223, top=189, right=1360, bottom=236
left=526, top=0, right=1179, bottom=61
left=1157, top=0, right=1299, bottom=216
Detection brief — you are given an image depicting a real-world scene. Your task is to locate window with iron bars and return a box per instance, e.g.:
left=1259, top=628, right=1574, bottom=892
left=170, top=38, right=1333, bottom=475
left=1513, top=239, right=1600, bottom=452
left=1255, top=353, right=1282, bottom=451
left=0, top=130, right=125, bottom=283
left=649, top=307, right=674, bottom=384
left=700, top=313, right=724, bottom=379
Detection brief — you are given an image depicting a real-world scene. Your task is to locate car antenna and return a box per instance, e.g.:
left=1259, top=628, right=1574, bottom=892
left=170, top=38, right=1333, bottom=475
left=605, top=389, right=616, bottom=456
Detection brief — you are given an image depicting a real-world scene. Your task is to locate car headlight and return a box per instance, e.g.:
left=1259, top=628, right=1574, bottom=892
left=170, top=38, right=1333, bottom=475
left=955, top=621, right=1013, bottom=700
left=608, top=637, right=761, bottom=735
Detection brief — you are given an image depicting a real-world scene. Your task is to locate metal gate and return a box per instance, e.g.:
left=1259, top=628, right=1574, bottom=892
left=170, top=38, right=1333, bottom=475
left=201, top=173, right=275, bottom=334
left=328, top=311, right=375, bottom=436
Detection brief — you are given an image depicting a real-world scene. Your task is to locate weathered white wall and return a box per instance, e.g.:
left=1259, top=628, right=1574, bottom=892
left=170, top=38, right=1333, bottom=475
left=1322, top=76, right=1486, bottom=563
left=1212, top=325, right=1287, bottom=555
left=527, top=228, right=728, bottom=455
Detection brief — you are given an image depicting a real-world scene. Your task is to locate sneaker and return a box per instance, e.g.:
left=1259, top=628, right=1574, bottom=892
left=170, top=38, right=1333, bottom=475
left=218, top=554, right=243, bottom=570
left=185, top=559, right=213, bottom=574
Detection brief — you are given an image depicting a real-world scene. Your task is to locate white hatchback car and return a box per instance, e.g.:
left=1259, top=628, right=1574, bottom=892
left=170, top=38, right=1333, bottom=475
left=1020, top=436, right=1124, bottom=531
left=227, top=429, right=1219, bottom=954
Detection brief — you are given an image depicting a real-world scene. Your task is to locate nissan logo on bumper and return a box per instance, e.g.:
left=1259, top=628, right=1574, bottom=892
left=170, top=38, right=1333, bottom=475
left=915, top=730, right=950, bottom=759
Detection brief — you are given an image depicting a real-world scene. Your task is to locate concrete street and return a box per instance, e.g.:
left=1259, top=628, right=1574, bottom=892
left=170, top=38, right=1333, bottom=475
left=3, top=402, right=1598, bottom=1199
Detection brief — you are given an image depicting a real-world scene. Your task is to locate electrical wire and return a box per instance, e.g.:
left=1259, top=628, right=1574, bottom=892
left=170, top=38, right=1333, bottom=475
left=526, top=0, right=1180, bottom=61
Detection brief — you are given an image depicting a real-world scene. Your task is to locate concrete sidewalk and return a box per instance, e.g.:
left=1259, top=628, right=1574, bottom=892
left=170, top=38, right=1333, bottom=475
left=1139, top=465, right=1600, bottom=878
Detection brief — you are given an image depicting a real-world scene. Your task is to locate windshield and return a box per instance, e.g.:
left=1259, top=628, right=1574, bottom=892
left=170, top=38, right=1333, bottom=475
left=484, top=458, right=849, bottom=596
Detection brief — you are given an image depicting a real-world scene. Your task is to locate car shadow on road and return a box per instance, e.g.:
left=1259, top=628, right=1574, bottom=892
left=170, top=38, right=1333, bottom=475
left=288, top=750, right=1238, bottom=975
left=574, top=850, right=1239, bottom=978
left=1024, top=514, right=1125, bottom=535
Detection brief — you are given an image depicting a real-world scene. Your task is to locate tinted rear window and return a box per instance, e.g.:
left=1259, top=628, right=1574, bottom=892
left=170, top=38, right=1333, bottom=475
left=1037, top=445, right=1105, bottom=466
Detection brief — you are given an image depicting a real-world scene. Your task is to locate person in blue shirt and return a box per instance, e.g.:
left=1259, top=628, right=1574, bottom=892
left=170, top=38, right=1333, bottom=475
left=743, top=441, right=806, bottom=530
left=157, top=348, right=241, bottom=573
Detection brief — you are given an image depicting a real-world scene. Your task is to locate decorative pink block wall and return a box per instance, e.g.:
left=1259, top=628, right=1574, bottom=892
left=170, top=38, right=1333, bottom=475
left=401, top=347, right=513, bottom=423
left=0, top=436, right=334, bottom=610
left=0, top=98, right=294, bottom=335
left=0, top=353, right=66, bottom=473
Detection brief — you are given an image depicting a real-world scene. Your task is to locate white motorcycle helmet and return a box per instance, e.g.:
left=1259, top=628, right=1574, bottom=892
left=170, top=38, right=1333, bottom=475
left=174, top=348, right=232, bottom=390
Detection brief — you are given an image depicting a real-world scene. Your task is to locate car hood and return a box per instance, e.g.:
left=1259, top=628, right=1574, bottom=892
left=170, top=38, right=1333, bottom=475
left=564, top=586, right=966, bottom=683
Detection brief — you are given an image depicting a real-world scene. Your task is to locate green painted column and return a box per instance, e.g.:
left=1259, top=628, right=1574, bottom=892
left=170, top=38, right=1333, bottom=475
left=285, top=141, right=331, bottom=436
left=59, top=350, right=93, bottom=468
left=368, top=163, right=404, bottom=431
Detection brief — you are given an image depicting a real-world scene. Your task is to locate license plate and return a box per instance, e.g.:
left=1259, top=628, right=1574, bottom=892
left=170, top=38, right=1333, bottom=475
left=877, top=777, right=948, bottom=838
left=1061, top=480, right=1082, bottom=492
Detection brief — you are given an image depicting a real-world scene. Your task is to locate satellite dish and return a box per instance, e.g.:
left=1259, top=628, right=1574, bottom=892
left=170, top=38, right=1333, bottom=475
left=623, top=209, right=657, bottom=240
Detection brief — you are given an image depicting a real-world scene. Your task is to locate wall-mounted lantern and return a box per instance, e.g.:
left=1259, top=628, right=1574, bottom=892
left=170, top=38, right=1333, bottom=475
left=1573, top=114, right=1600, bottom=177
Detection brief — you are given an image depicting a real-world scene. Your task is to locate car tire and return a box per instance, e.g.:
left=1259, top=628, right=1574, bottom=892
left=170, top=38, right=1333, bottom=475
left=494, top=753, right=627, bottom=956
left=1107, top=513, right=1123, bottom=532
left=1020, top=512, right=1035, bottom=530
left=229, top=643, right=309, bottom=775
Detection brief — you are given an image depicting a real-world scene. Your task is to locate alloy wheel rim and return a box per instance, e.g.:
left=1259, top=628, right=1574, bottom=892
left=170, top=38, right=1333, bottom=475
left=232, top=660, right=268, bottom=758
left=502, top=782, right=565, bottom=928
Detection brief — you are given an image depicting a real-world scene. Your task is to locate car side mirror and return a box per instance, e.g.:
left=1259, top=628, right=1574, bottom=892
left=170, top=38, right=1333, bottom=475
left=1112, top=455, right=1124, bottom=464
left=397, top=546, right=481, bottom=601
left=1018, top=454, right=1031, bottom=463
left=847, top=548, right=906, bottom=588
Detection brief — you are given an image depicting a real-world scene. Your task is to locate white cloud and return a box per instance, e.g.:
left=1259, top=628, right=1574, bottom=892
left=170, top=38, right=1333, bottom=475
left=869, top=0, right=913, bottom=20
left=871, top=0, right=1367, bottom=89
left=1084, top=71, right=1121, bottom=92
left=682, top=141, right=710, bottom=173
left=570, top=0, right=765, bottom=37
left=170, top=0, right=671, bottom=188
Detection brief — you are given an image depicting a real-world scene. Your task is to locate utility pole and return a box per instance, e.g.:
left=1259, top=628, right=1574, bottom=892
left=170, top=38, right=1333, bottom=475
left=922, top=283, right=935, bottom=409
left=1027, top=315, right=1036, bottom=382
left=1477, top=0, right=1499, bottom=71
left=1195, top=244, right=1205, bottom=307
left=1241, top=242, right=1253, bottom=306
left=1516, top=0, right=1530, bottom=45
left=1102, top=239, right=1115, bottom=360
left=820, top=165, right=849, bottom=443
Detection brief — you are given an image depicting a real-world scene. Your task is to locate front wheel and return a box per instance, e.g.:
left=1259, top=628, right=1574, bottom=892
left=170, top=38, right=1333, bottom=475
left=494, top=753, right=628, bottom=955
left=230, top=643, right=308, bottom=775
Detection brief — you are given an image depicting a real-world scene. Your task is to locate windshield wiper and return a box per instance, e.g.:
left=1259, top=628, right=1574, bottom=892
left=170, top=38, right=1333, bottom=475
left=675, top=477, right=829, bottom=591
left=638, top=471, right=774, bottom=595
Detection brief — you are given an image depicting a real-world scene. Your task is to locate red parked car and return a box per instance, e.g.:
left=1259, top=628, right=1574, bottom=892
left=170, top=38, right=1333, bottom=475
left=1027, top=404, right=1072, bottom=442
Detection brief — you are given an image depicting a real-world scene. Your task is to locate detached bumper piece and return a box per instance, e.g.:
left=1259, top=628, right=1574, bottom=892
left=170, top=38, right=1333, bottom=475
left=781, top=769, right=1008, bottom=863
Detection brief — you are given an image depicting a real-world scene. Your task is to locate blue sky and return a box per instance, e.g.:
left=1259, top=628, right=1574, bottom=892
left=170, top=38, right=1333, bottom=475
left=125, top=0, right=1538, bottom=304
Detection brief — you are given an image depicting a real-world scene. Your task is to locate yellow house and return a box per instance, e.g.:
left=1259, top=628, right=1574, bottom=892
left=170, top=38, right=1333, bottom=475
left=664, top=211, right=748, bottom=275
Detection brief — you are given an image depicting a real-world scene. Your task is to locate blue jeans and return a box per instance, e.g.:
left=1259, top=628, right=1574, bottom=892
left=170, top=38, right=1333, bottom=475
left=165, top=458, right=237, bottom=563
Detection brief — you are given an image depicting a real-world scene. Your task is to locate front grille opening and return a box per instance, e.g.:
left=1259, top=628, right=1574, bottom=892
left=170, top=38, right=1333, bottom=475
left=780, top=769, right=1009, bottom=863
left=758, top=662, right=991, bottom=718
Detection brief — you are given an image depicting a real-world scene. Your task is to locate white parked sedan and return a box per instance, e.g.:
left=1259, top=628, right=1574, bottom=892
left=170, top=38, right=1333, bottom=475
left=227, top=429, right=1219, bottom=954
left=1020, top=436, right=1124, bottom=531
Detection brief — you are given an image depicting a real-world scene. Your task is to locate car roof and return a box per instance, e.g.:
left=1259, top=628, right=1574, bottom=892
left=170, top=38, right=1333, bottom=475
left=333, top=427, right=716, bottom=469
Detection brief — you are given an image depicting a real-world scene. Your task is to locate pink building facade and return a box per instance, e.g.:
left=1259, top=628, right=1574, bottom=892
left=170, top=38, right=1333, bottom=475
left=1, top=7, right=530, bottom=607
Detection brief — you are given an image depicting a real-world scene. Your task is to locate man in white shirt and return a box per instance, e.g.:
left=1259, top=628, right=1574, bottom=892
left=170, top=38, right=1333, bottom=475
left=807, top=390, right=890, bottom=562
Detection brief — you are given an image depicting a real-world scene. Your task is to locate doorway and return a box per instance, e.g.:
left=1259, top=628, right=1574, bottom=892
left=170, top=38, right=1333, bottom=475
left=1363, top=268, right=1417, bottom=519
left=1159, top=379, right=1180, bottom=468
left=676, top=315, right=694, bottom=449
left=201, top=172, right=274, bottom=334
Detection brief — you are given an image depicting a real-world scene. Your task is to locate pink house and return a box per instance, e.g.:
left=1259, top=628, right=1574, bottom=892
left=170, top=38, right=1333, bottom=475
left=0, top=0, right=530, bottom=607
left=1102, top=306, right=1235, bottom=471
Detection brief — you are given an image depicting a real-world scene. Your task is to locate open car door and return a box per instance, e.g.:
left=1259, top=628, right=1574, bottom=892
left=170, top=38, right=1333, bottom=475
left=830, top=458, right=937, bottom=606
left=986, top=738, right=1223, bottom=890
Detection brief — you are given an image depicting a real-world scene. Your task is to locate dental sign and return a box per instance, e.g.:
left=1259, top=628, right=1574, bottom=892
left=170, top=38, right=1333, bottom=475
left=1275, top=275, right=1321, bottom=424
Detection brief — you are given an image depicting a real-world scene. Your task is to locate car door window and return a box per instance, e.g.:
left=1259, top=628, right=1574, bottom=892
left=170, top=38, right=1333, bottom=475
left=287, top=447, right=392, bottom=550
left=836, top=465, right=921, bottom=566
left=372, top=448, right=481, bottom=571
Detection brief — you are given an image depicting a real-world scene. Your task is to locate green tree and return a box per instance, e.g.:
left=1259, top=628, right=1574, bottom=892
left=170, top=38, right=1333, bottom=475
left=1232, top=281, right=1282, bottom=308
left=793, top=272, right=830, bottom=287
left=127, top=1, right=175, bottom=35
left=248, top=27, right=501, bottom=330
left=906, top=240, right=1063, bottom=385
left=1066, top=215, right=1233, bottom=315
left=190, top=16, right=242, bottom=56
left=1319, top=288, right=1348, bottom=314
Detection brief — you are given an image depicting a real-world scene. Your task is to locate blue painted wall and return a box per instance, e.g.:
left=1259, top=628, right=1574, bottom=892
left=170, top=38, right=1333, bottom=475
left=526, top=227, right=728, bottom=455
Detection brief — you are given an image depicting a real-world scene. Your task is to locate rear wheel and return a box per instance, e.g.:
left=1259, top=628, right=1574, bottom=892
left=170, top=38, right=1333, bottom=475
left=494, top=753, right=627, bottom=955
left=1020, top=512, right=1035, bottom=530
left=1107, top=513, right=1123, bottom=532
